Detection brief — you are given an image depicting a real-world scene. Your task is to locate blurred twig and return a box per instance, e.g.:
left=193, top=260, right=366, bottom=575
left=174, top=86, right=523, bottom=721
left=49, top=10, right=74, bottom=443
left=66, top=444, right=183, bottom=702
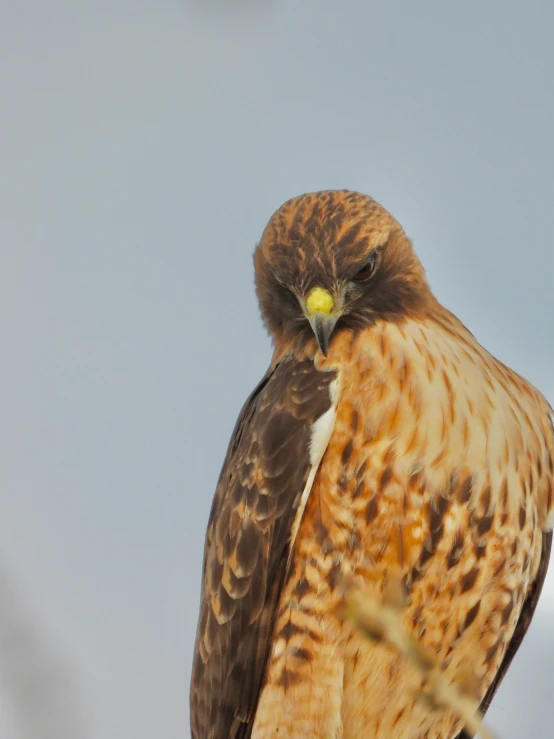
left=343, top=580, right=495, bottom=739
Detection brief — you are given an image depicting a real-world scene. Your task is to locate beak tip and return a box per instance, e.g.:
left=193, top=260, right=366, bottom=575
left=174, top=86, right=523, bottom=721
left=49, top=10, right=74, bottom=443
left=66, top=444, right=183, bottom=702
left=309, top=312, right=337, bottom=357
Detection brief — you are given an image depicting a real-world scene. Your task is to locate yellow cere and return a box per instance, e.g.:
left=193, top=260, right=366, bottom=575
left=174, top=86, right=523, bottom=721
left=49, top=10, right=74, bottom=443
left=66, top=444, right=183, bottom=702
left=306, top=286, right=334, bottom=316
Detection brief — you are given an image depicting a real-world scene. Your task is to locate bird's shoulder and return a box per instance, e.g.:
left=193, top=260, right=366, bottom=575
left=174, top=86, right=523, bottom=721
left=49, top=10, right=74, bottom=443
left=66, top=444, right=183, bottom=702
left=329, top=311, right=553, bottom=528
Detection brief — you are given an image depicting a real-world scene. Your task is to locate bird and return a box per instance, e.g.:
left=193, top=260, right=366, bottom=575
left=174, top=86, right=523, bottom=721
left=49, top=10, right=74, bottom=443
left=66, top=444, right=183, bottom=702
left=189, top=190, right=553, bottom=739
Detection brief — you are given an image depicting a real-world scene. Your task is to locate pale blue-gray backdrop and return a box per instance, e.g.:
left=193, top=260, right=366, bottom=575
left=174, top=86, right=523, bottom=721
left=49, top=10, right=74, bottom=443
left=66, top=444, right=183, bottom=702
left=1, top=1, right=553, bottom=737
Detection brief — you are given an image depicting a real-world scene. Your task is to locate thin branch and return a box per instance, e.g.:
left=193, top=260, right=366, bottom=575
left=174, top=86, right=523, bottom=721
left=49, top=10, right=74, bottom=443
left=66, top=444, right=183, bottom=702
left=343, top=580, right=495, bottom=739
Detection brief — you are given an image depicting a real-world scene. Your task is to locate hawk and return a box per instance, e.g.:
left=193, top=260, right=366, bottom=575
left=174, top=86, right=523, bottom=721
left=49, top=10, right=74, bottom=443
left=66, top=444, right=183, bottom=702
left=190, top=190, right=553, bottom=739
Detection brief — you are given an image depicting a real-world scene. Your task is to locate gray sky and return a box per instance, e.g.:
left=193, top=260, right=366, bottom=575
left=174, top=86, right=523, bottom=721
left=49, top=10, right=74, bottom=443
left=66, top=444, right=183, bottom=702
left=1, top=1, right=553, bottom=737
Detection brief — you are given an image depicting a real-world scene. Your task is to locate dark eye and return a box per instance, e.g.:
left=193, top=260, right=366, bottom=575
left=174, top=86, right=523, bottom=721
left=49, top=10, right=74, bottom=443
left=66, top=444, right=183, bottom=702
left=352, top=253, right=378, bottom=282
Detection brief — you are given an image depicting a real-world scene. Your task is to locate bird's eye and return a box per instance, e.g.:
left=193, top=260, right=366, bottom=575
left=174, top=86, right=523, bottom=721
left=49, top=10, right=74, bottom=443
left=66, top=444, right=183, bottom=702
left=352, top=253, right=379, bottom=282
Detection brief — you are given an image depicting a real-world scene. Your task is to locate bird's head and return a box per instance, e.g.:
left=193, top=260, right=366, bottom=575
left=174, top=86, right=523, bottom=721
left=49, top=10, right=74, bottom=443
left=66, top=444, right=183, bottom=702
left=254, top=190, right=432, bottom=355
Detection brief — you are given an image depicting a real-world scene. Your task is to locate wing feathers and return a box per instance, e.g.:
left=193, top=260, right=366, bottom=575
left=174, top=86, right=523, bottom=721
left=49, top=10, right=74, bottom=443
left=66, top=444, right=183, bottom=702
left=190, top=356, right=337, bottom=739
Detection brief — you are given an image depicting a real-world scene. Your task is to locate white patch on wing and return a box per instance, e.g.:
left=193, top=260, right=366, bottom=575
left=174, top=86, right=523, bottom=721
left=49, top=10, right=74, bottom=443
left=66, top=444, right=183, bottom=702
left=288, top=377, right=339, bottom=563
left=309, top=378, right=339, bottom=466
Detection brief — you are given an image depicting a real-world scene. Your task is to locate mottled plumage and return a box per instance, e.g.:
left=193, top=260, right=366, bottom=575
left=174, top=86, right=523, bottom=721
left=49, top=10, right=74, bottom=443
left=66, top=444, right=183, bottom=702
left=190, top=190, right=553, bottom=739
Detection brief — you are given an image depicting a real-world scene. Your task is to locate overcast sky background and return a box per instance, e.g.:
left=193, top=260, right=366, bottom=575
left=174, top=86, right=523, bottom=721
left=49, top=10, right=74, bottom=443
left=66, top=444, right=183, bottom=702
left=1, top=1, right=553, bottom=737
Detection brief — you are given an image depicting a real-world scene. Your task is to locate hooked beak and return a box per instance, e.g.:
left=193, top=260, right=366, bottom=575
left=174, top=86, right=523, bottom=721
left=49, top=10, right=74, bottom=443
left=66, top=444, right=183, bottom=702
left=309, top=312, right=339, bottom=356
left=304, top=286, right=340, bottom=356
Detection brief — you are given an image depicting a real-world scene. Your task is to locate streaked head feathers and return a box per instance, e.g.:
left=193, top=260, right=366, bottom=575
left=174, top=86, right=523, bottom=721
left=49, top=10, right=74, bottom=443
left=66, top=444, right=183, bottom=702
left=254, top=190, right=432, bottom=349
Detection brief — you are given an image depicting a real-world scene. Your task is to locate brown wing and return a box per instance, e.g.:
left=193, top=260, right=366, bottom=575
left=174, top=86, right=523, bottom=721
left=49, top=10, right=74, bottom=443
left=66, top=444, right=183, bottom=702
left=189, top=355, right=337, bottom=739
left=457, top=529, right=552, bottom=739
